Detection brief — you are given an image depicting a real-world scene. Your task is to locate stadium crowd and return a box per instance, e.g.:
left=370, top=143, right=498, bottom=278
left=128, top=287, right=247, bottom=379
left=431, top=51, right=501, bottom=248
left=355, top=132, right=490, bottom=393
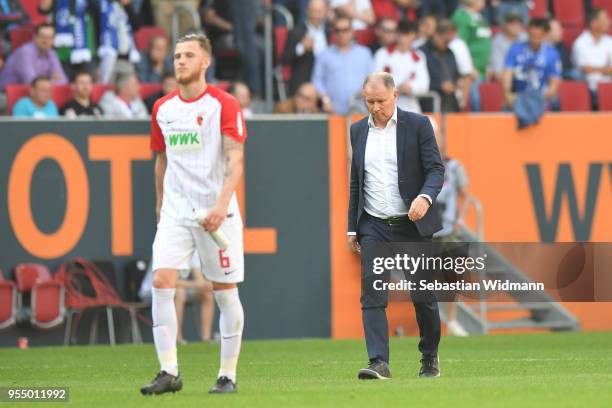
left=1, top=0, right=612, bottom=117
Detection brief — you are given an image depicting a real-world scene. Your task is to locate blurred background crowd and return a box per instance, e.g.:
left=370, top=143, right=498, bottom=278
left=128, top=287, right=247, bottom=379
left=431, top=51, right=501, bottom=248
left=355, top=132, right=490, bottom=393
left=1, top=0, right=611, bottom=118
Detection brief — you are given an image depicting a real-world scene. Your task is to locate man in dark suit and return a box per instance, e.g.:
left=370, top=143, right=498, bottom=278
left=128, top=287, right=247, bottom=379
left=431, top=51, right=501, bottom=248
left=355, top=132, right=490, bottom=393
left=348, top=72, right=445, bottom=380
left=281, top=0, right=329, bottom=96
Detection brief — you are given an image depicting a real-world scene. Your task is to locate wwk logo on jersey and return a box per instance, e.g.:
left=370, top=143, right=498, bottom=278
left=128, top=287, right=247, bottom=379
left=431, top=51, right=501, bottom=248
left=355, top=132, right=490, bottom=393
left=167, top=131, right=202, bottom=152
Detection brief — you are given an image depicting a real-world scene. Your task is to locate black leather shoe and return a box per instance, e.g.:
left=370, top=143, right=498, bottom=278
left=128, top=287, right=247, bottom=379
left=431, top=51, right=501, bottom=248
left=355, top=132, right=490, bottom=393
left=358, top=360, right=392, bottom=380
left=209, top=376, right=237, bottom=394
left=140, top=371, right=183, bottom=395
left=419, top=355, right=440, bottom=378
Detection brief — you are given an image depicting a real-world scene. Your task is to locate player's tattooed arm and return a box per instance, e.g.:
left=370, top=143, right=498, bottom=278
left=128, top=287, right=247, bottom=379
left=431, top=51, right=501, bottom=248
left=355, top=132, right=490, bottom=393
left=202, top=135, right=244, bottom=232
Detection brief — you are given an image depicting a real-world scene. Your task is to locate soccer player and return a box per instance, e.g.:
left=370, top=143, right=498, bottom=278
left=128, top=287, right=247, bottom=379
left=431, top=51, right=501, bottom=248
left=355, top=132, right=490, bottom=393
left=140, top=33, right=247, bottom=395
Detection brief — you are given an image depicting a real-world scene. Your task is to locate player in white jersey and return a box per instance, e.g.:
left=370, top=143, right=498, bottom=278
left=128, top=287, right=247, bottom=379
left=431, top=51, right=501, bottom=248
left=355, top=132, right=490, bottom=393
left=141, top=33, right=247, bottom=396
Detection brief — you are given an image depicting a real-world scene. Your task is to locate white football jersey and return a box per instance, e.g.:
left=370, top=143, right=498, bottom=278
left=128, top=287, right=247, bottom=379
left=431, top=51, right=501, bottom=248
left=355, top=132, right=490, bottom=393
left=150, top=85, right=247, bottom=227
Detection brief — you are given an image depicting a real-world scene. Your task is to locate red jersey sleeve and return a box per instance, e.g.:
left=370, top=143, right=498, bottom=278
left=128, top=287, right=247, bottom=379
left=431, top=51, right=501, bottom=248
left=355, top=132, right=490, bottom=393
left=220, top=94, right=248, bottom=143
left=150, top=100, right=166, bottom=152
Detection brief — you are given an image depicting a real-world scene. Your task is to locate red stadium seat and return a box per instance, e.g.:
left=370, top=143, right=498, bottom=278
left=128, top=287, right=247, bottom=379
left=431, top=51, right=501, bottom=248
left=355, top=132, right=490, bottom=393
left=52, top=85, right=74, bottom=110
left=530, top=0, right=549, bottom=18
left=19, top=0, right=47, bottom=24
left=135, top=26, right=168, bottom=51
left=479, top=81, right=505, bottom=112
left=355, top=28, right=376, bottom=47
left=0, top=277, right=18, bottom=329
left=30, top=280, right=65, bottom=330
left=559, top=81, right=591, bottom=111
left=274, top=26, right=292, bottom=85
left=274, top=26, right=288, bottom=64
left=9, top=25, right=34, bottom=51
left=139, top=82, right=162, bottom=99
left=562, top=25, right=583, bottom=49
left=592, top=0, right=612, bottom=20
left=5, top=84, right=30, bottom=115
left=14, top=263, right=52, bottom=293
left=553, top=0, right=584, bottom=26
left=92, top=84, right=113, bottom=104
left=596, top=82, right=612, bottom=110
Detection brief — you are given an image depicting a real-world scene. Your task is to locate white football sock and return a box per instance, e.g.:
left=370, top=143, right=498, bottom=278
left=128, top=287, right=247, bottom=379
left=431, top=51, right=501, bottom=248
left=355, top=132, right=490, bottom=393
left=152, top=287, right=179, bottom=376
left=214, top=288, right=244, bottom=382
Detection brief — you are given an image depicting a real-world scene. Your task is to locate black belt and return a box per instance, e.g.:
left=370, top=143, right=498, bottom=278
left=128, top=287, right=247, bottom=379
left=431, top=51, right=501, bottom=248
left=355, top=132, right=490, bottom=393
left=366, top=212, right=411, bottom=226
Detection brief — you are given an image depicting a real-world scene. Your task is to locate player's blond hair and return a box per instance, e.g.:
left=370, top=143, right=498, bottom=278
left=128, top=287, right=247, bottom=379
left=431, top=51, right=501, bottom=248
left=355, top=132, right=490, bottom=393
left=176, top=33, right=212, bottom=55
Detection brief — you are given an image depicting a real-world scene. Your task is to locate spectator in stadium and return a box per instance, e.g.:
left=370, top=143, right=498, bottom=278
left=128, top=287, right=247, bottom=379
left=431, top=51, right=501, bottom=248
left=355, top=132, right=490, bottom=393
left=420, top=19, right=465, bottom=112
left=548, top=19, right=576, bottom=80
left=311, top=16, right=374, bottom=114
left=374, top=21, right=429, bottom=112
left=145, top=72, right=178, bottom=113
left=502, top=18, right=561, bottom=110
left=372, top=0, right=451, bottom=22
left=451, top=0, right=491, bottom=111
left=330, top=0, right=375, bottom=30
left=12, top=76, right=59, bottom=118
left=150, top=0, right=200, bottom=38
left=494, top=0, right=530, bottom=25
left=281, top=0, right=330, bottom=96
left=274, top=81, right=324, bottom=113
left=228, top=81, right=254, bottom=118
left=39, top=0, right=141, bottom=84
left=38, top=0, right=97, bottom=79
left=138, top=255, right=216, bottom=343
left=448, top=22, right=476, bottom=108
left=0, top=23, right=67, bottom=91
left=491, top=12, right=526, bottom=81
left=60, top=71, right=103, bottom=118
left=429, top=116, right=469, bottom=337
left=99, top=73, right=148, bottom=118
left=572, top=8, right=612, bottom=93
left=228, top=0, right=262, bottom=95
left=412, top=13, right=437, bottom=49
left=137, top=35, right=173, bottom=83
left=369, top=17, right=398, bottom=54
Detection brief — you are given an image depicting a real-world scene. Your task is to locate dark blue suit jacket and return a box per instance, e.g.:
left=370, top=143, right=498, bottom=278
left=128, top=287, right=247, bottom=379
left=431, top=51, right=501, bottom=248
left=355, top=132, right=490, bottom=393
left=348, top=108, right=445, bottom=237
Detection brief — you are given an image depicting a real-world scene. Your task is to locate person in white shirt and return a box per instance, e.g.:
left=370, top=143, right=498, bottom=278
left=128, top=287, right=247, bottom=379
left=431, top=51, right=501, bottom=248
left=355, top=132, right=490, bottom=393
left=572, top=8, right=612, bottom=92
left=374, top=21, right=429, bottom=113
left=99, top=73, right=148, bottom=119
left=330, top=0, right=375, bottom=30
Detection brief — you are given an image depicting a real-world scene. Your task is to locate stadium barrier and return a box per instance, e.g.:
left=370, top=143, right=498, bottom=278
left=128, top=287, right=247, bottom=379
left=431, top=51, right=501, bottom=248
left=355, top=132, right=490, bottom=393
left=0, top=114, right=611, bottom=346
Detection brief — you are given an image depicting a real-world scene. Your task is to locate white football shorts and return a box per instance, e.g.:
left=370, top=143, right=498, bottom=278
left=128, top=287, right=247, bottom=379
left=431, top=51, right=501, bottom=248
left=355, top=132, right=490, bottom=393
left=152, top=214, right=244, bottom=283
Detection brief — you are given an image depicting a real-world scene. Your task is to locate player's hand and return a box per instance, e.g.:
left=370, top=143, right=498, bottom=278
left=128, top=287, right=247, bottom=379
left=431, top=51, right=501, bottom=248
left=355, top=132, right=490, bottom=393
left=202, top=203, right=228, bottom=232
left=408, top=196, right=430, bottom=222
left=347, top=235, right=361, bottom=254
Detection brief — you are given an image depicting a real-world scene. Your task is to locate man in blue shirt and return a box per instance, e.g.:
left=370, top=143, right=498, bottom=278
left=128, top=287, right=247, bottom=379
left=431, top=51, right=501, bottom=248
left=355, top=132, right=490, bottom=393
left=502, top=18, right=561, bottom=108
left=12, top=76, right=59, bottom=118
left=311, top=16, right=374, bottom=114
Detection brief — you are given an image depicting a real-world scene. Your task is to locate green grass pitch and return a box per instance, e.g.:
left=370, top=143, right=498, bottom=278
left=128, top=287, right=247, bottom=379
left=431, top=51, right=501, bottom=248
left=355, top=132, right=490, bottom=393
left=2, top=332, right=612, bottom=407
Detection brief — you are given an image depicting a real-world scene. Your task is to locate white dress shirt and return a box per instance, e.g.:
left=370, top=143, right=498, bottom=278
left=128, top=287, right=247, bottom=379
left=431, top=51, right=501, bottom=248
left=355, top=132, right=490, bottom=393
left=295, top=21, right=328, bottom=57
left=347, top=109, right=431, bottom=237
left=572, top=30, right=612, bottom=91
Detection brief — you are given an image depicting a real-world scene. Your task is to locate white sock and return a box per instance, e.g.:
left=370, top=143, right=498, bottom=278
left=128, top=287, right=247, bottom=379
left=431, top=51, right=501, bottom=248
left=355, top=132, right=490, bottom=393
left=214, top=288, right=244, bottom=382
left=152, top=287, right=179, bottom=376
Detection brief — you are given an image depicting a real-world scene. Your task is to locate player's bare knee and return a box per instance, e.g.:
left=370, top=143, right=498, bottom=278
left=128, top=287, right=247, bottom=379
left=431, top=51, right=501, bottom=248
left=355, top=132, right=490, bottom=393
left=153, top=269, right=177, bottom=288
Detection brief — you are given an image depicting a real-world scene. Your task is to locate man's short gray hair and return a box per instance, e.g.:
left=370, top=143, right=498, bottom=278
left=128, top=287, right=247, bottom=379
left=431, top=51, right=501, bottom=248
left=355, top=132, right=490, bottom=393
left=362, top=72, right=396, bottom=90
